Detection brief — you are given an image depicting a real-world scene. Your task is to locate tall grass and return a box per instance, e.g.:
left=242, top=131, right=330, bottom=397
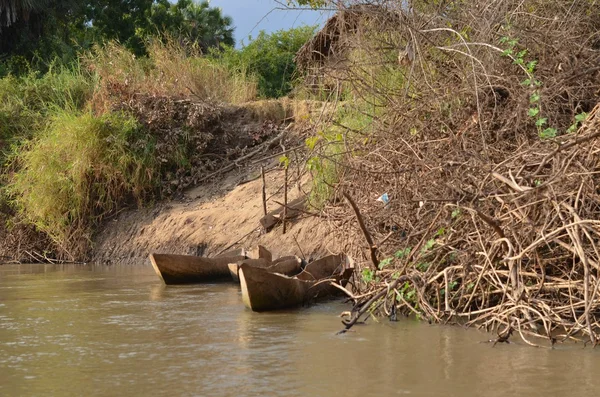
left=0, top=66, right=93, bottom=149
left=87, top=40, right=257, bottom=112
left=1, top=39, right=261, bottom=259
left=6, top=109, right=156, bottom=259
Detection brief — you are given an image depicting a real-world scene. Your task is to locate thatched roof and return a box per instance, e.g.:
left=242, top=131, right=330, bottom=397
left=294, top=4, right=393, bottom=71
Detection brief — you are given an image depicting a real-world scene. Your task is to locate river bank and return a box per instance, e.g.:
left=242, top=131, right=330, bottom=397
left=91, top=160, right=340, bottom=266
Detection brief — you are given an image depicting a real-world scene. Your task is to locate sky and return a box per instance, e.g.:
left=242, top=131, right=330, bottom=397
left=207, top=0, right=333, bottom=46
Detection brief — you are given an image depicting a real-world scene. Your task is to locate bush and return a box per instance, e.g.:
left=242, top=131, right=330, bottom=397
left=215, top=26, right=317, bottom=98
left=0, top=66, right=93, bottom=153
left=6, top=109, right=156, bottom=259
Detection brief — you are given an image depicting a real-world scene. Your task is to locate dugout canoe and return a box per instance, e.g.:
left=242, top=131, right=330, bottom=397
left=239, top=254, right=354, bottom=312
left=228, top=256, right=303, bottom=282
left=149, top=253, right=246, bottom=285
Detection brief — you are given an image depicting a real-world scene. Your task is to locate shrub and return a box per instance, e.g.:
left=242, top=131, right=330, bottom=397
left=6, top=108, right=156, bottom=259
left=215, top=25, right=317, bottom=98
left=0, top=66, right=93, bottom=152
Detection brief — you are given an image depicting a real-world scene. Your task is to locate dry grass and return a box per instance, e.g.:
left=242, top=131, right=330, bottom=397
left=86, top=39, right=257, bottom=114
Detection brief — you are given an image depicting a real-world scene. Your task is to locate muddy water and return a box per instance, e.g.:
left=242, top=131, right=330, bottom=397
left=1, top=264, right=598, bottom=397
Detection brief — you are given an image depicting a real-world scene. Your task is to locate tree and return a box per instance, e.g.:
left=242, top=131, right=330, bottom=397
left=216, top=25, right=317, bottom=98
left=147, top=0, right=234, bottom=52
left=0, top=0, right=235, bottom=74
left=288, top=0, right=328, bottom=8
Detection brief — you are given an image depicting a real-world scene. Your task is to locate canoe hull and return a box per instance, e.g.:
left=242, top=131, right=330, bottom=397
left=239, top=255, right=354, bottom=312
left=149, top=253, right=246, bottom=285
left=239, top=264, right=311, bottom=311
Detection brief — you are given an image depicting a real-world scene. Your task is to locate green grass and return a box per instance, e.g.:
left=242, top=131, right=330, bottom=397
left=0, top=66, right=93, bottom=152
left=5, top=108, right=156, bottom=257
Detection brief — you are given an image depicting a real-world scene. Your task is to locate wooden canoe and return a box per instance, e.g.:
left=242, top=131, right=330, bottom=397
left=247, top=245, right=272, bottom=262
left=149, top=253, right=246, bottom=285
left=239, top=254, right=354, bottom=312
left=228, top=256, right=303, bottom=282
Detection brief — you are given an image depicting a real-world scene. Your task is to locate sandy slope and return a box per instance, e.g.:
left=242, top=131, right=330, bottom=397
left=92, top=165, right=340, bottom=266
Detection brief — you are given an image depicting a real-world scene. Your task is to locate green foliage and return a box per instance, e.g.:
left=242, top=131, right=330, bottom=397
left=362, top=268, right=375, bottom=283
left=394, top=248, right=411, bottom=258
left=6, top=109, right=156, bottom=254
left=378, top=257, right=393, bottom=269
left=0, top=0, right=236, bottom=76
left=214, top=25, right=317, bottom=98
left=145, top=0, right=234, bottom=52
left=499, top=34, right=576, bottom=140
left=566, top=111, right=588, bottom=133
left=288, top=0, right=327, bottom=7
left=0, top=66, right=93, bottom=158
left=396, top=282, right=417, bottom=305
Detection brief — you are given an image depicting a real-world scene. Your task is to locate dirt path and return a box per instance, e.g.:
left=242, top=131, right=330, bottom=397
left=92, top=165, right=340, bottom=265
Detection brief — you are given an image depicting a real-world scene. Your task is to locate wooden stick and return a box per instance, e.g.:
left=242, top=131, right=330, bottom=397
left=293, top=233, right=306, bottom=260
left=283, top=166, right=288, bottom=234
left=343, top=191, right=379, bottom=270
left=261, top=166, right=267, bottom=217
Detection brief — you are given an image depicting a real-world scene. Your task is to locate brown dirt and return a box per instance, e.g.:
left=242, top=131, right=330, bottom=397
left=91, top=163, right=340, bottom=266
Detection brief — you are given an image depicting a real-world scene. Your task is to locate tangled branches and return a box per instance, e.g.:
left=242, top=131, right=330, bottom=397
left=301, top=1, right=600, bottom=346
left=341, top=106, right=600, bottom=346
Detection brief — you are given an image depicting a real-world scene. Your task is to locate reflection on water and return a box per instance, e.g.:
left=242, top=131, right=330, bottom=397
left=1, top=264, right=599, bottom=396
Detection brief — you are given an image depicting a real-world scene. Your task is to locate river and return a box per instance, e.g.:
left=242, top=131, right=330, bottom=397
left=0, top=264, right=598, bottom=396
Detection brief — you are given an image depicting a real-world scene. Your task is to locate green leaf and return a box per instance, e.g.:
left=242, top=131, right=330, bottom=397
left=451, top=208, right=461, bottom=218
left=501, top=48, right=513, bottom=57
left=535, top=117, right=547, bottom=127
left=362, top=268, right=374, bottom=283
left=378, top=258, right=393, bottom=269
left=566, top=124, right=577, bottom=134
left=521, top=78, right=531, bottom=86
left=575, top=112, right=588, bottom=123
left=530, top=92, right=540, bottom=103
left=540, top=127, right=557, bottom=140
left=394, top=248, right=411, bottom=259
left=528, top=107, right=540, bottom=117
left=526, top=60, right=538, bottom=73
left=423, top=239, right=435, bottom=251
left=279, top=155, right=290, bottom=168
left=305, top=136, right=320, bottom=150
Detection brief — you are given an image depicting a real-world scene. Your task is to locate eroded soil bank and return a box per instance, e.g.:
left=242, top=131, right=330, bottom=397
left=92, top=164, right=340, bottom=266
